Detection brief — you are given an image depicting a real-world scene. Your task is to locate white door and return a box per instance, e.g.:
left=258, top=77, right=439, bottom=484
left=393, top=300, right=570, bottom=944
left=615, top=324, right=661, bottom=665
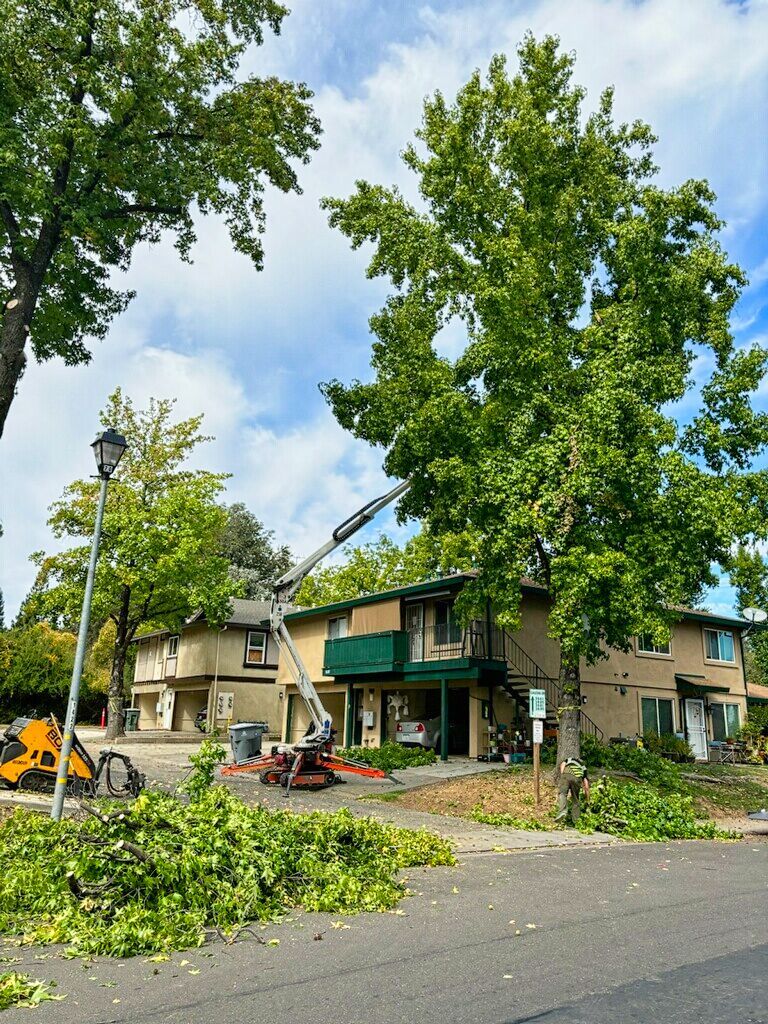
left=685, top=699, right=707, bottom=760
left=161, top=687, right=175, bottom=730
left=406, top=603, right=424, bottom=660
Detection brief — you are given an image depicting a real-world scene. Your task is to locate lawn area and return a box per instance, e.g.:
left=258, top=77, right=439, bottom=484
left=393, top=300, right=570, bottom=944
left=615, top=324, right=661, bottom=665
left=384, top=761, right=768, bottom=838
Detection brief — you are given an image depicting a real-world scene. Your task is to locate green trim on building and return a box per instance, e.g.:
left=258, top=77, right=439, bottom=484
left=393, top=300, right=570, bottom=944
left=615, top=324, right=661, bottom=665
left=285, top=574, right=473, bottom=622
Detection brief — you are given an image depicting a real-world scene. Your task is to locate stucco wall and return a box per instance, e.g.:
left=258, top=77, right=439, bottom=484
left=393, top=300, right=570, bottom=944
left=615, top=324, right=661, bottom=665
left=351, top=598, right=401, bottom=635
left=276, top=615, right=333, bottom=685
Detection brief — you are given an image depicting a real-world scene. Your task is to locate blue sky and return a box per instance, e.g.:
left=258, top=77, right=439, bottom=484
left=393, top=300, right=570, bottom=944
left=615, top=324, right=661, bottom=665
left=2, top=0, right=768, bottom=619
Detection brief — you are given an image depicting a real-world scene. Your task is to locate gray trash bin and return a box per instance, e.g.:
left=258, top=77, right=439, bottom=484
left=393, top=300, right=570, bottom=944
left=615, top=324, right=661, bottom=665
left=124, top=708, right=140, bottom=733
left=229, top=722, right=268, bottom=765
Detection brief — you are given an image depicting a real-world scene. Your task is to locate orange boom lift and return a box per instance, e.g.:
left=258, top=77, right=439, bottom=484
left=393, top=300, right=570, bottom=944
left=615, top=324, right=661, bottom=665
left=222, top=479, right=410, bottom=794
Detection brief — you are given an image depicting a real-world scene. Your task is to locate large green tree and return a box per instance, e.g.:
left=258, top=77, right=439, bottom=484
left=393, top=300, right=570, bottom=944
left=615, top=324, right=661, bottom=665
left=295, top=529, right=476, bottom=607
left=321, top=36, right=768, bottom=761
left=0, top=622, right=101, bottom=720
left=0, top=0, right=321, bottom=436
left=728, top=545, right=768, bottom=689
left=218, top=503, right=293, bottom=600
left=30, top=389, right=237, bottom=738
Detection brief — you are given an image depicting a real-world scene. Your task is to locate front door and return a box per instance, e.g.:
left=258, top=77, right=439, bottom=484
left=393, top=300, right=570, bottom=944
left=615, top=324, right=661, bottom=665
left=406, top=603, right=424, bottom=661
left=161, top=687, right=175, bottom=731
left=684, top=699, right=708, bottom=760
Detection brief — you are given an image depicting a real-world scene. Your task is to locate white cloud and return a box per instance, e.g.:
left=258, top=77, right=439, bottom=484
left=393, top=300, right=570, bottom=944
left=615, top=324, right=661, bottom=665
left=3, top=0, right=767, bottom=620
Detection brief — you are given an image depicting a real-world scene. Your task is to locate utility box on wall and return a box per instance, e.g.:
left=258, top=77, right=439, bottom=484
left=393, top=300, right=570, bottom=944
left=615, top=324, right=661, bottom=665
left=362, top=710, right=376, bottom=729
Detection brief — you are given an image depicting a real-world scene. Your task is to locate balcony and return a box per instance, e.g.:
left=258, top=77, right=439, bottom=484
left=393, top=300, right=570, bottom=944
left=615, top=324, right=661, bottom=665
left=323, top=630, right=409, bottom=676
left=323, top=621, right=505, bottom=678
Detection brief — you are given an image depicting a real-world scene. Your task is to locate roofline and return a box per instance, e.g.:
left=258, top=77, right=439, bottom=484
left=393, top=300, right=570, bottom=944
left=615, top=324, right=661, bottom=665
left=284, top=574, right=746, bottom=629
left=284, top=574, right=478, bottom=621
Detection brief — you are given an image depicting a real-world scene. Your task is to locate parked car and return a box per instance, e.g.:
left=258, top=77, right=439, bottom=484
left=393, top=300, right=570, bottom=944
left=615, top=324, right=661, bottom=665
left=395, top=716, right=441, bottom=750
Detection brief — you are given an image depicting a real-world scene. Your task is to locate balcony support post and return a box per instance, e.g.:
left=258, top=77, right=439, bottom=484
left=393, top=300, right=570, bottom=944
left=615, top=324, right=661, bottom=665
left=440, top=677, right=449, bottom=762
left=345, top=682, right=355, bottom=747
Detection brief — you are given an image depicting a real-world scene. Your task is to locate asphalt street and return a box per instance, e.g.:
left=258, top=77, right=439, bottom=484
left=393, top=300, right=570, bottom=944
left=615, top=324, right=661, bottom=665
left=4, top=840, right=768, bottom=1024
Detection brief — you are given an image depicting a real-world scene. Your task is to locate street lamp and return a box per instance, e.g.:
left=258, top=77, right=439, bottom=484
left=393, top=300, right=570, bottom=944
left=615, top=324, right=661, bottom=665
left=51, top=427, right=127, bottom=821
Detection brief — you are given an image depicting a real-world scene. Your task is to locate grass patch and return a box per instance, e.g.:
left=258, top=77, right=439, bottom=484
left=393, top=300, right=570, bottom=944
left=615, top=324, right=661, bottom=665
left=0, top=787, right=454, bottom=957
left=0, top=972, right=63, bottom=1010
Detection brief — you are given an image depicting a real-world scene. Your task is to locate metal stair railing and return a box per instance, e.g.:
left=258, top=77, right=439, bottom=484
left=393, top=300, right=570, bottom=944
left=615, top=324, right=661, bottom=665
left=496, top=627, right=604, bottom=741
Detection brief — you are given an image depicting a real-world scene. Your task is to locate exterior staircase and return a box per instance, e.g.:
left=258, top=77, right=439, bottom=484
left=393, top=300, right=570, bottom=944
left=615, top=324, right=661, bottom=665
left=496, top=627, right=604, bottom=740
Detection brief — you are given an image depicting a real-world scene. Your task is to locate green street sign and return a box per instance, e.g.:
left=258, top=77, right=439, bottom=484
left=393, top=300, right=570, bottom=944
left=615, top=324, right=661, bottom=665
left=529, top=688, right=546, bottom=719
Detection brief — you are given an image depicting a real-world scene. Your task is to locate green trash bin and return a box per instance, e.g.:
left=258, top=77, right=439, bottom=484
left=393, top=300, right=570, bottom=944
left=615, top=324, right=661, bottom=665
left=124, top=708, right=140, bottom=732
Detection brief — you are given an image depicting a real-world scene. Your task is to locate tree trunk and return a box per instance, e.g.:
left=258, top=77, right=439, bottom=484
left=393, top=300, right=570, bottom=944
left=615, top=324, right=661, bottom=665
left=0, top=284, right=37, bottom=439
left=105, top=646, right=129, bottom=740
left=105, top=587, right=132, bottom=740
left=556, top=652, right=581, bottom=764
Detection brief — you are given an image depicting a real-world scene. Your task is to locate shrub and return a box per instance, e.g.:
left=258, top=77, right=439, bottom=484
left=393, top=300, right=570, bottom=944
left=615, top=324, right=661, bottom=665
left=642, top=731, right=694, bottom=762
left=577, top=778, right=734, bottom=841
left=0, top=789, right=454, bottom=956
left=336, top=739, right=438, bottom=772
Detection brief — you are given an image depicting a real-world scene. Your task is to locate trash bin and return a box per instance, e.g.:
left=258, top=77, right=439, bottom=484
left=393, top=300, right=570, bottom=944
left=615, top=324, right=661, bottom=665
left=229, top=722, right=268, bottom=765
left=123, top=708, right=140, bottom=733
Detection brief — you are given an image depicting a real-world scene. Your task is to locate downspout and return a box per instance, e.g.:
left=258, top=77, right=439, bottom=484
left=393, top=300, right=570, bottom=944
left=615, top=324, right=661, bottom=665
left=208, top=625, right=227, bottom=733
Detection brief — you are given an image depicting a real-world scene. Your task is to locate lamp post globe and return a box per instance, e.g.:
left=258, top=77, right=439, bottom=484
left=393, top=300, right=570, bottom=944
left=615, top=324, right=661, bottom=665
left=91, top=427, right=127, bottom=479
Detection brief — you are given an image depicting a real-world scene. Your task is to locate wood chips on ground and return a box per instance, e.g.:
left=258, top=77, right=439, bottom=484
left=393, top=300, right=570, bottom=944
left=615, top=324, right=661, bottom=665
left=395, top=767, right=558, bottom=825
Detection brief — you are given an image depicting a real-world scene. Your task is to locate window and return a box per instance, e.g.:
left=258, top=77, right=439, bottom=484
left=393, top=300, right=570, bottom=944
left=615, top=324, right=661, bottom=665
left=711, top=703, right=740, bottom=742
left=434, top=600, right=461, bottom=645
left=637, top=635, right=671, bottom=656
left=704, top=629, right=735, bottom=663
left=641, top=697, right=674, bottom=736
left=245, top=631, right=266, bottom=665
left=327, top=616, right=348, bottom=640
left=167, top=635, right=179, bottom=658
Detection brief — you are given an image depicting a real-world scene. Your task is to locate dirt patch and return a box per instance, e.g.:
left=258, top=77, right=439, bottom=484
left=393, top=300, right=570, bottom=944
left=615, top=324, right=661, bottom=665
left=395, top=767, right=559, bottom=825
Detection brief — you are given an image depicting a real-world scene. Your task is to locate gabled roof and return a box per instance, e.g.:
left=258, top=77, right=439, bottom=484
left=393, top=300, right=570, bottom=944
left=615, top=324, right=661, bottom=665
left=186, top=598, right=272, bottom=628
left=134, top=598, right=273, bottom=642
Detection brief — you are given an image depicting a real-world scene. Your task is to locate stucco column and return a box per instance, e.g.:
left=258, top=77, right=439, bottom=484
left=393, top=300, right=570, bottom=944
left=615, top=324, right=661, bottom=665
left=345, top=682, right=355, bottom=747
left=440, top=677, right=449, bottom=762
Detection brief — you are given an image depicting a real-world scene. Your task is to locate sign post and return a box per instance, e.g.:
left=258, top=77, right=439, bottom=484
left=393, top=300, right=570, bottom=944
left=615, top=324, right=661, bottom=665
left=529, top=689, right=546, bottom=809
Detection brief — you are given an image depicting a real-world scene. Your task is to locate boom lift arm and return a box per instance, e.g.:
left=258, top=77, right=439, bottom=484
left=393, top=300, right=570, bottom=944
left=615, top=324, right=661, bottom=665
left=270, top=478, right=411, bottom=747
left=222, top=477, right=411, bottom=792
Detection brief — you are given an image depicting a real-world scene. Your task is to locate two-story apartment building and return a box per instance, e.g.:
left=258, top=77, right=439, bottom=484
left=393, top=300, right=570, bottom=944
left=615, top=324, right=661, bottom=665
left=277, top=574, right=749, bottom=761
left=131, top=599, right=282, bottom=734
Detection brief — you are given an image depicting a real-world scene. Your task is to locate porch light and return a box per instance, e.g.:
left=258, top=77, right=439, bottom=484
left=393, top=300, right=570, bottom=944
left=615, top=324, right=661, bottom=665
left=91, top=428, right=127, bottom=479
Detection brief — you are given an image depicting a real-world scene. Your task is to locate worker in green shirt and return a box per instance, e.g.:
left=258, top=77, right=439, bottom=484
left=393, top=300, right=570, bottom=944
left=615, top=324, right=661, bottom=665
left=554, top=757, right=590, bottom=824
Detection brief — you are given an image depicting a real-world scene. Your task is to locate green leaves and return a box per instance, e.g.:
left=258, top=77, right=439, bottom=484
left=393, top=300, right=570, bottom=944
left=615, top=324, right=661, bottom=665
left=335, top=740, right=438, bottom=772
left=577, top=778, right=734, bottom=842
left=0, top=972, right=63, bottom=1010
left=0, top=789, right=454, bottom=956
left=321, top=34, right=768, bottom=665
left=0, top=0, right=320, bottom=432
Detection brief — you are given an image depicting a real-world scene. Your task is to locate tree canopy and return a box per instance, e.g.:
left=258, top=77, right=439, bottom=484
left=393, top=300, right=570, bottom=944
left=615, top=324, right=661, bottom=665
left=218, top=503, right=293, bottom=600
left=295, top=529, right=477, bottom=607
left=321, top=36, right=768, bottom=757
left=0, top=622, right=102, bottom=721
left=29, top=388, right=238, bottom=737
left=0, top=0, right=321, bottom=435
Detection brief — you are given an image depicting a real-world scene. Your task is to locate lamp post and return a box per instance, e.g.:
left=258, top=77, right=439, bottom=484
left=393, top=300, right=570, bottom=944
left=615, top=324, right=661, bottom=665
left=51, top=428, right=127, bottom=821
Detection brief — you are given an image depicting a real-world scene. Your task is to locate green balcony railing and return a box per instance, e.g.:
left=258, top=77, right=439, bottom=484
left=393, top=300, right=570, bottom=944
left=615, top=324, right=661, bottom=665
left=323, top=630, right=409, bottom=676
